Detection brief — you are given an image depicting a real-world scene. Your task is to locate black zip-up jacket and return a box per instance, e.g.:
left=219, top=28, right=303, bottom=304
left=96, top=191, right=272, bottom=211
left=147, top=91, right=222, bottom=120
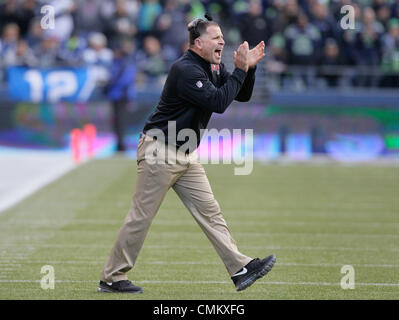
left=143, top=49, right=256, bottom=149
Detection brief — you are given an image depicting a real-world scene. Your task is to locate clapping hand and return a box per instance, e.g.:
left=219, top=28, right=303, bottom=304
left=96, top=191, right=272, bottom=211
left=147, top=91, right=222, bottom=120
left=233, top=41, right=249, bottom=72
left=248, top=41, right=266, bottom=68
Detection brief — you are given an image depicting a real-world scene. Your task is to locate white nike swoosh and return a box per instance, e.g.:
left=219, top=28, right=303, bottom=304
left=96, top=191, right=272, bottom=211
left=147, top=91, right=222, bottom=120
left=107, top=282, right=113, bottom=286
left=232, top=267, right=247, bottom=277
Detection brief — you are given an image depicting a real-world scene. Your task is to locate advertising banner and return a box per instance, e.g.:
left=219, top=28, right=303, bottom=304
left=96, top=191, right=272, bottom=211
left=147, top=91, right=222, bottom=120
left=7, top=66, right=96, bottom=103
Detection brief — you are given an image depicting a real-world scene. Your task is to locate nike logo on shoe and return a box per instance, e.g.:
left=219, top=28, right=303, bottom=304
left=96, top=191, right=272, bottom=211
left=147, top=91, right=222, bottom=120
left=232, top=267, right=247, bottom=277
left=231, top=254, right=276, bottom=291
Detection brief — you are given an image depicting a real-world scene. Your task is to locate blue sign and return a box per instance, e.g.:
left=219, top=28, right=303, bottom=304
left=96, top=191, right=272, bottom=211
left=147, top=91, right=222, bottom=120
left=326, top=134, right=385, bottom=161
left=7, top=67, right=96, bottom=103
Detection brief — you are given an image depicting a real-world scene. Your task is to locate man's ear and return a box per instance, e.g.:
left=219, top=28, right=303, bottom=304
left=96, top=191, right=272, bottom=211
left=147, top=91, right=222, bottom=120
left=194, top=37, right=202, bottom=50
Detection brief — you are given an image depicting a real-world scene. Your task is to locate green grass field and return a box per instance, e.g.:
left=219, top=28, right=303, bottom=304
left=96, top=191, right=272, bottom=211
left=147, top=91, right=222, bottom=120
left=1, top=156, right=398, bottom=300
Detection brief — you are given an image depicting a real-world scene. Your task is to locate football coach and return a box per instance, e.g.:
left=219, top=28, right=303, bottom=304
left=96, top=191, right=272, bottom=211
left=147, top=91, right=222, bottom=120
left=98, top=14, right=276, bottom=294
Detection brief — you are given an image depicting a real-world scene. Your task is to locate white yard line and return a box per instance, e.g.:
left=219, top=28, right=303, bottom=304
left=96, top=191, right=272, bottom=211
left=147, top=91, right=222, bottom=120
left=2, top=230, right=397, bottom=238
left=0, top=260, right=397, bottom=269
left=0, top=148, right=76, bottom=213
left=0, top=279, right=397, bottom=287
left=0, top=243, right=398, bottom=252
left=4, top=218, right=399, bottom=228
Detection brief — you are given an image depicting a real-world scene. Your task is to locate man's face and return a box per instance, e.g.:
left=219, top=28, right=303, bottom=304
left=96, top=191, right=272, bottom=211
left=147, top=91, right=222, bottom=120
left=197, top=25, right=225, bottom=64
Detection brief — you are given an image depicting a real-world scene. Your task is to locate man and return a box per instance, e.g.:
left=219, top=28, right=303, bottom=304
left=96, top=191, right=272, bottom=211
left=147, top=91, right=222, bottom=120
left=98, top=14, right=276, bottom=294
left=106, top=40, right=137, bottom=152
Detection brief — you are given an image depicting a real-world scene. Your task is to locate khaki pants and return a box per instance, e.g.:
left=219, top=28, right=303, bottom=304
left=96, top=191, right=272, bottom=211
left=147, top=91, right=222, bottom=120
left=101, top=135, right=251, bottom=282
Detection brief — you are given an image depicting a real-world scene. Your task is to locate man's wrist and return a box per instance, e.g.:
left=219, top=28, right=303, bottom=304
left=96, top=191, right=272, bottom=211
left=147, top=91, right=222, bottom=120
left=233, top=67, right=247, bottom=83
left=235, top=66, right=248, bottom=73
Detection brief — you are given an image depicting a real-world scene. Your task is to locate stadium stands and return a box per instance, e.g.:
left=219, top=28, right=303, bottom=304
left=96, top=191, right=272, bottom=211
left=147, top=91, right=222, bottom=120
left=0, top=0, right=398, bottom=91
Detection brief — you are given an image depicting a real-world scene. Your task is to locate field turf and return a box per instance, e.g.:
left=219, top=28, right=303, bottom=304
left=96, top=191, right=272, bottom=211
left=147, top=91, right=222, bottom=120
left=0, top=156, right=398, bottom=300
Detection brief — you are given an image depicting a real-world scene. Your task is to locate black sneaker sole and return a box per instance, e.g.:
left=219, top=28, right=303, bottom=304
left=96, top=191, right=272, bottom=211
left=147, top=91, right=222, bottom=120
left=97, top=284, right=143, bottom=294
left=236, top=254, right=276, bottom=292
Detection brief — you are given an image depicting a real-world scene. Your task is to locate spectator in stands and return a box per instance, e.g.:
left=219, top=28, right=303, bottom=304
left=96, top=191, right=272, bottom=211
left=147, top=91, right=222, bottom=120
left=184, top=0, right=206, bottom=21
left=281, top=0, right=301, bottom=30
left=265, top=33, right=287, bottom=89
left=267, top=33, right=287, bottom=68
left=229, top=0, right=249, bottom=21
left=74, top=0, right=105, bottom=37
left=17, top=0, right=36, bottom=37
left=0, top=0, right=20, bottom=35
left=391, top=0, right=399, bottom=18
left=100, top=0, right=141, bottom=22
left=361, top=6, right=385, bottom=34
left=382, top=18, right=399, bottom=52
left=135, top=35, right=167, bottom=86
left=284, top=10, right=322, bottom=66
left=33, top=34, right=63, bottom=68
left=339, top=2, right=363, bottom=65
left=237, top=0, right=270, bottom=47
left=376, top=4, right=392, bottom=30
left=25, top=18, right=43, bottom=48
left=0, top=0, right=36, bottom=38
left=3, top=39, right=38, bottom=67
left=372, top=0, right=387, bottom=12
left=137, top=0, right=162, bottom=39
left=318, top=38, right=344, bottom=87
left=201, top=0, right=230, bottom=24
left=0, top=23, right=20, bottom=66
left=283, top=10, right=323, bottom=88
left=82, top=32, right=113, bottom=84
left=380, top=18, right=399, bottom=87
left=58, top=31, right=87, bottom=67
left=106, top=39, right=137, bottom=151
left=153, top=0, right=188, bottom=66
left=264, top=0, right=288, bottom=35
left=102, top=0, right=138, bottom=49
left=310, top=2, right=339, bottom=45
left=353, top=7, right=383, bottom=86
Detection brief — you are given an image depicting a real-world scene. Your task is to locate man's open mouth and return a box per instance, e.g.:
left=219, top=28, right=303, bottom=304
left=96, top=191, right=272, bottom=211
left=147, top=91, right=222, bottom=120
left=215, top=49, right=222, bottom=58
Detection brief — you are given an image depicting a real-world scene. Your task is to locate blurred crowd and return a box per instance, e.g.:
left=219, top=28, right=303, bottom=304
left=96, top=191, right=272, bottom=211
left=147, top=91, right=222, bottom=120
left=0, top=0, right=399, bottom=89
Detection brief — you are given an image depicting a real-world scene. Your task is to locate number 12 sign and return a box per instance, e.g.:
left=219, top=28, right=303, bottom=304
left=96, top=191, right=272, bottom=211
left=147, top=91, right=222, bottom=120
left=7, top=66, right=96, bottom=103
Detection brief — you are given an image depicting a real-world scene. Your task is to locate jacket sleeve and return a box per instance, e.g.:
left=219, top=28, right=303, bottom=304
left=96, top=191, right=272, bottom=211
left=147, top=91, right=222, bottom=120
left=219, top=64, right=256, bottom=102
left=177, top=65, right=247, bottom=114
left=235, top=66, right=256, bottom=102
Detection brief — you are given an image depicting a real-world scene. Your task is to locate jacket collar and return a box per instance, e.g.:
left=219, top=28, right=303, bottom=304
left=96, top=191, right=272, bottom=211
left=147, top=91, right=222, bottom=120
left=187, top=49, right=212, bottom=70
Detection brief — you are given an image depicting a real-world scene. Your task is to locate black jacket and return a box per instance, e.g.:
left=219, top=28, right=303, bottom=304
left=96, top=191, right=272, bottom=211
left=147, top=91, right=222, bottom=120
left=143, top=49, right=256, bottom=149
